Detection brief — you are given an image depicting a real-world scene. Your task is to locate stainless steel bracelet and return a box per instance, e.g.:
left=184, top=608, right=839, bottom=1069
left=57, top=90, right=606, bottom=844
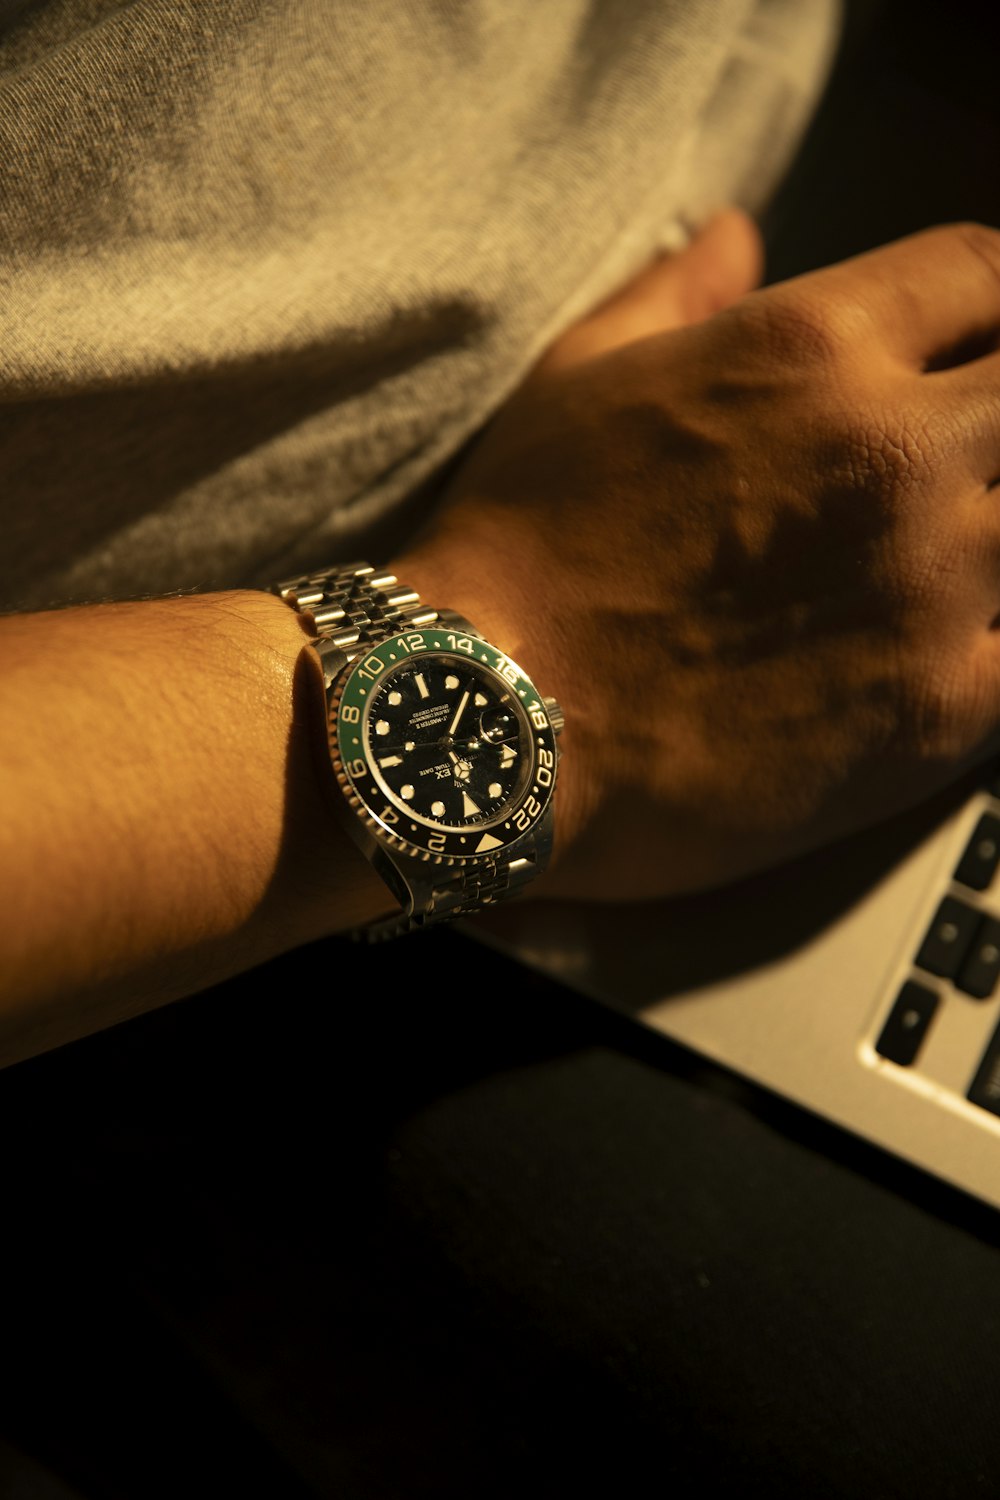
left=272, top=561, right=555, bottom=940
left=271, top=562, right=442, bottom=662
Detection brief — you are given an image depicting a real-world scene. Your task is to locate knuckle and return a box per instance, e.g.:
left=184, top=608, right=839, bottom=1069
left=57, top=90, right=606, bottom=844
left=733, top=285, right=857, bottom=367
left=835, top=412, right=935, bottom=505
left=941, top=221, right=1000, bottom=291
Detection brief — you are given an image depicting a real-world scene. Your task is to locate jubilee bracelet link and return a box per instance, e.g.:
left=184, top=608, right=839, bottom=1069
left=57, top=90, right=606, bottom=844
left=271, top=563, right=442, bottom=660
left=362, top=847, right=540, bottom=942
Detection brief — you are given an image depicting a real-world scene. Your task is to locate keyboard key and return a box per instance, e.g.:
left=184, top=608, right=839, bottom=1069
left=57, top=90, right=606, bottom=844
left=876, top=981, right=940, bottom=1066
left=954, top=813, right=1000, bottom=891
left=956, top=916, right=1000, bottom=1000
left=968, top=1019, right=1000, bottom=1117
left=913, top=896, right=981, bottom=979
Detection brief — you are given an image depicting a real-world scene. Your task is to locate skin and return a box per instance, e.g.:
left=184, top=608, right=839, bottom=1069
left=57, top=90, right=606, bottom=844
left=3, top=213, right=1000, bottom=1062
left=401, top=218, right=1000, bottom=900
left=0, top=590, right=395, bottom=1063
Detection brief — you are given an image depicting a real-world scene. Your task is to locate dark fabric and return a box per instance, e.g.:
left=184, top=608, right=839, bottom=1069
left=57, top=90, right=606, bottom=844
left=3, top=926, right=1000, bottom=1500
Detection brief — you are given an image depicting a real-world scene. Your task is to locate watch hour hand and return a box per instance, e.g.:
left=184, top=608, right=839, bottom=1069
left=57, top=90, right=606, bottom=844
left=373, top=740, right=417, bottom=762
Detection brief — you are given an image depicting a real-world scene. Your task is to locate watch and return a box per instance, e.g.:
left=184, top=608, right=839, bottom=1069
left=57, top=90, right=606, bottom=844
left=272, top=562, right=563, bottom=940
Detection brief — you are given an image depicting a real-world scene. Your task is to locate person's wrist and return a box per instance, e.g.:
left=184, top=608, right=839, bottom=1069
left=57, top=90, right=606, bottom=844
left=247, top=587, right=402, bottom=946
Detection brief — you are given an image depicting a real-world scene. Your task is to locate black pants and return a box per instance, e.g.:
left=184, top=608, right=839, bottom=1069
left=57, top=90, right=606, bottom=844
left=3, top=924, right=1000, bottom=1500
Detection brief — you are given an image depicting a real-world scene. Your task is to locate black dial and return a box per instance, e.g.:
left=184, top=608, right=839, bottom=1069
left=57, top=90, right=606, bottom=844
left=365, top=654, right=531, bottom=829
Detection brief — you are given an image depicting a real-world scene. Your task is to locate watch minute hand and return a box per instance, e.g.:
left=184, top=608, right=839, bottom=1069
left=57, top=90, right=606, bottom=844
left=446, top=687, right=471, bottom=738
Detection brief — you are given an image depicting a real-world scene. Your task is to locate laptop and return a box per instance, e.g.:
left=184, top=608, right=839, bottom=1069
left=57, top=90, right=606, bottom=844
left=472, top=765, right=1000, bottom=1210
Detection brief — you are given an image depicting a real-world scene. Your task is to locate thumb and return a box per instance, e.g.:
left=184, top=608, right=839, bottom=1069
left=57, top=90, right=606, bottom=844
left=536, top=207, right=764, bottom=376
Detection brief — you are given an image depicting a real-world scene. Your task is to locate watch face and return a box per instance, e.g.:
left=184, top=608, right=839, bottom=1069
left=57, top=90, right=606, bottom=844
left=331, top=627, right=558, bottom=863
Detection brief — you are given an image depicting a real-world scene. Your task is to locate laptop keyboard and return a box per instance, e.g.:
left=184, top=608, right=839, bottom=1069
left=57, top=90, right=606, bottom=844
left=876, top=785, right=1000, bottom=1117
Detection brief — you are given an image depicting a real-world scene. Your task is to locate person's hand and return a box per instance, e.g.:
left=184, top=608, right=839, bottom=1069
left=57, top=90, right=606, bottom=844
left=399, top=219, right=1000, bottom=902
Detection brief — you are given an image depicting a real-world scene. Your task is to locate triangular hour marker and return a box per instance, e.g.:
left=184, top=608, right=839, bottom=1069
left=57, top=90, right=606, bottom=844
left=462, top=793, right=481, bottom=817
left=475, top=832, right=504, bottom=853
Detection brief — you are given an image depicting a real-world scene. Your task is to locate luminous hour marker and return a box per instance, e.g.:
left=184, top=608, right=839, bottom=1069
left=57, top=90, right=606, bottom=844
left=405, top=741, right=415, bottom=752
left=488, top=782, right=501, bottom=798
left=462, top=792, right=481, bottom=817
left=401, top=784, right=415, bottom=800
left=500, top=744, right=517, bottom=768
left=388, top=691, right=402, bottom=706
left=475, top=692, right=488, bottom=707
left=379, top=755, right=403, bottom=769
left=414, top=673, right=430, bottom=699
left=445, top=674, right=460, bottom=690
left=376, top=719, right=390, bottom=736
left=431, top=800, right=446, bottom=817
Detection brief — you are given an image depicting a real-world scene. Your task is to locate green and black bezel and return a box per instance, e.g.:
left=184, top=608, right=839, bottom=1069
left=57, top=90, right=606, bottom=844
left=329, top=625, right=558, bottom=865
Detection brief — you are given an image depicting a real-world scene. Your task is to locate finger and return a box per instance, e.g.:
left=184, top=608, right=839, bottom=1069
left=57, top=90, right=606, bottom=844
left=535, top=208, right=763, bottom=376
left=924, top=346, right=1000, bottom=486
left=817, top=222, right=1000, bottom=370
left=653, top=208, right=765, bottom=326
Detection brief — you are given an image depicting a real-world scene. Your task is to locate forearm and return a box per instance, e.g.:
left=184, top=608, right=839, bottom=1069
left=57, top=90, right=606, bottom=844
left=0, top=588, right=391, bottom=1066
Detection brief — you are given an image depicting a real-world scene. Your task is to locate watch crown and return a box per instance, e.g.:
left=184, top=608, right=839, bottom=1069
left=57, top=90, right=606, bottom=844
left=543, top=696, right=565, bottom=736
